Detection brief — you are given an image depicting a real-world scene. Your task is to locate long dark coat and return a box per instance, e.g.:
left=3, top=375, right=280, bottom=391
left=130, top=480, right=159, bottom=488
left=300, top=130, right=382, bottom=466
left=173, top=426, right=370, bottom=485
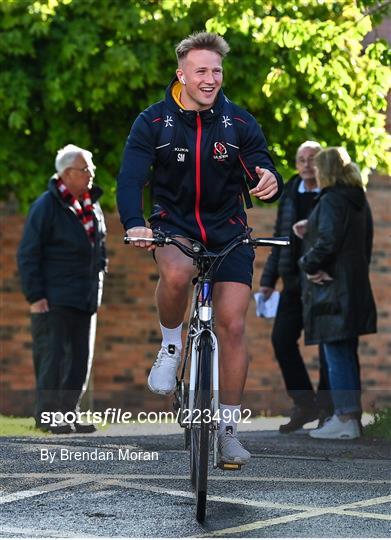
left=17, top=178, right=107, bottom=314
left=299, top=185, right=377, bottom=345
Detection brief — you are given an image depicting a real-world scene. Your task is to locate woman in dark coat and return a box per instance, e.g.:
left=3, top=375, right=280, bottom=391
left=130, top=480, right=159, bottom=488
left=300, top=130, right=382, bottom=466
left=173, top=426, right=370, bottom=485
left=293, top=147, right=376, bottom=440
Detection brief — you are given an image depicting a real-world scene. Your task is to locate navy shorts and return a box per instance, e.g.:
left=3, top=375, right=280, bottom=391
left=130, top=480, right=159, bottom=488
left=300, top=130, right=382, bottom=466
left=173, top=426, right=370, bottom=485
left=151, top=221, right=255, bottom=288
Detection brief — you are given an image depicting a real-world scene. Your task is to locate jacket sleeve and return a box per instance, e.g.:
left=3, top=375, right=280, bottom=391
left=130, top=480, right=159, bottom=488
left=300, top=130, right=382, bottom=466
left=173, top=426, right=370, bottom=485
left=236, top=113, right=283, bottom=203
left=117, top=110, right=156, bottom=231
left=16, top=197, right=52, bottom=304
left=299, top=195, right=345, bottom=275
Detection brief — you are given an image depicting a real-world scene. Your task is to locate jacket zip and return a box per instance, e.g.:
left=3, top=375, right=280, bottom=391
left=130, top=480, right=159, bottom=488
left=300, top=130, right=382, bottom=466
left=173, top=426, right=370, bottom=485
left=195, top=113, right=207, bottom=244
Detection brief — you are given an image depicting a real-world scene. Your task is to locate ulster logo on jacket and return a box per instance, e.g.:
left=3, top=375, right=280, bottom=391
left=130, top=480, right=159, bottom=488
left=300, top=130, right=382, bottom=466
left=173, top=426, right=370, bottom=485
left=213, top=142, right=228, bottom=162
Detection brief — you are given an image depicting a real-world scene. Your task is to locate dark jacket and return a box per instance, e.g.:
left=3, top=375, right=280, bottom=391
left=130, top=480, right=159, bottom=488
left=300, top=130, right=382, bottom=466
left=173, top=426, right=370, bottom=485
left=260, top=174, right=312, bottom=290
left=299, top=185, right=376, bottom=344
left=17, top=178, right=107, bottom=314
left=117, top=78, right=283, bottom=246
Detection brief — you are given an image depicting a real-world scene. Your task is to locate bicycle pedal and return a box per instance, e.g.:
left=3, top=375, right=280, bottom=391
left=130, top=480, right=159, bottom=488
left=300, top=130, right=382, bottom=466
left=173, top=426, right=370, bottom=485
left=217, top=461, right=242, bottom=471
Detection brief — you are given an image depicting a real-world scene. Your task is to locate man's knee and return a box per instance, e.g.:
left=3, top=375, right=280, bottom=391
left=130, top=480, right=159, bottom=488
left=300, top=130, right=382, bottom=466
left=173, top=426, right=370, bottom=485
left=217, top=316, right=246, bottom=341
left=158, top=261, right=193, bottom=291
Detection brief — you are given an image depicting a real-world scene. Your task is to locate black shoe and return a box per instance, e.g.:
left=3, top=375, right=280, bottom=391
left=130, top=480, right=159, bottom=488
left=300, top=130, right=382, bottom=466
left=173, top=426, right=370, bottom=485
left=36, top=421, right=73, bottom=435
left=279, top=406, right=319, bottom=433
left=51, top=422, right=74, bottom=434
left=73, top=422, right=97, bottom=434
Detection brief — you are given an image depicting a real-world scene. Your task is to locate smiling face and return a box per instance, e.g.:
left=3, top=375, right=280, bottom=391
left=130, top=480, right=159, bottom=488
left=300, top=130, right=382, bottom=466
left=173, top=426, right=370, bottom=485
left=176, top=49, right=223, bottom=111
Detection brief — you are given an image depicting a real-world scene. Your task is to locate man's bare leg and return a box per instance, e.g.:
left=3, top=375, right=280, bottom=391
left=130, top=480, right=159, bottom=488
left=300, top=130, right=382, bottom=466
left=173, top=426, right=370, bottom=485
left=154, top=243, right=195, bottom=327
left=213, top=281, right=251, bottom=405
left=213, top=281, right=252, bottom=464
left=147, top=244, right=195, bottom=395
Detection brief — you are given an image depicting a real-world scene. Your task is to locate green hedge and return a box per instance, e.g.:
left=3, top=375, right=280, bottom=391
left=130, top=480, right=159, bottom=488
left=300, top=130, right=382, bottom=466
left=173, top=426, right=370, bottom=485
left=0, top=0, right=390, bottom=211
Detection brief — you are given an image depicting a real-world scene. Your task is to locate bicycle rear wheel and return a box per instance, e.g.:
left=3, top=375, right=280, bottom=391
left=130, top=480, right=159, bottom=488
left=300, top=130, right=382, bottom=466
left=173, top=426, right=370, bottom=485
left=190, top=331, right=212, bottom=522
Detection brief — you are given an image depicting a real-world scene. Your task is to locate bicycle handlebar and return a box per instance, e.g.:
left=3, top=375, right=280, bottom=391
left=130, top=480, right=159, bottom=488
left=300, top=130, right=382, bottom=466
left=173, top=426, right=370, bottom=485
left=123, top=233, right=289, bottom=261
left=245, top=237, right=290, bottom=247
left=124, top=236, right=289, bottom=246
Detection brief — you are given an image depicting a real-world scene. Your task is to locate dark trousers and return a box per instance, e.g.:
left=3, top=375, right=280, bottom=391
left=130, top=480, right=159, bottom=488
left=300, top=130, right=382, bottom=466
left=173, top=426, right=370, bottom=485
left=31, top=306, right=92, bottom=422
left=271, top=287, right=333, bottom=412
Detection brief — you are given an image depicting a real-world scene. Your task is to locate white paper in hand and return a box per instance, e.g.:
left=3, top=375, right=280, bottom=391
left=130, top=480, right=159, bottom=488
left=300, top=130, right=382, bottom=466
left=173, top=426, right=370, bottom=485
left=254, top=291, right=280, bottom=318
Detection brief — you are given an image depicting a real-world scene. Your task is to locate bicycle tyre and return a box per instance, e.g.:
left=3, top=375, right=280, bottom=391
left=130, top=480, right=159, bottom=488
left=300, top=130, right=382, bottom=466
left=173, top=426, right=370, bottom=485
left=190, top=331, right=212, bottom=522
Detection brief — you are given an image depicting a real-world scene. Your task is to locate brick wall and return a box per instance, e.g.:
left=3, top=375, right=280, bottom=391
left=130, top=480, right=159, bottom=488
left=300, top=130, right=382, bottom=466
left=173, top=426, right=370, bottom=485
left=0, top=175, right=390, bottom=417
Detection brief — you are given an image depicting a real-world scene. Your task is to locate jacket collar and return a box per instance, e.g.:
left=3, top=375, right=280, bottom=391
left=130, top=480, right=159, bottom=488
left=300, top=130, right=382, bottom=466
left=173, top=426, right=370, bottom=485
left=164, top=77, right=226, bottom=125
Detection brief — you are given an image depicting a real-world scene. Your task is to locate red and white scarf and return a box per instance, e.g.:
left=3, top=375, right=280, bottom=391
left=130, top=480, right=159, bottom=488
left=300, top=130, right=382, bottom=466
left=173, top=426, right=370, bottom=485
left=56, top=178, right=95, bottom=244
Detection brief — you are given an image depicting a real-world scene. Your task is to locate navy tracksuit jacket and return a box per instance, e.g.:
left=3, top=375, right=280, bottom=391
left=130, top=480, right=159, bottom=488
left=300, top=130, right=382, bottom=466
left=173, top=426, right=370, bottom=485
left=117, top=79, right=283, bottom=246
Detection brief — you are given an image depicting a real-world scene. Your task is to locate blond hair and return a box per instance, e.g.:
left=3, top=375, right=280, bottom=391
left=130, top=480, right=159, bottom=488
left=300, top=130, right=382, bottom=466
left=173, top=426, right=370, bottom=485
left=175, top=31, right=230, bottom=62
left=314, top=147, right=363, bottom=189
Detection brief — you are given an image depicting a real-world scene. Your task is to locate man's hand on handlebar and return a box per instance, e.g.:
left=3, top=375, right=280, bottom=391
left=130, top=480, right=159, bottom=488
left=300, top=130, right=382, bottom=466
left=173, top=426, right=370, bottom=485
left=126, top=226, right=156, bottom=251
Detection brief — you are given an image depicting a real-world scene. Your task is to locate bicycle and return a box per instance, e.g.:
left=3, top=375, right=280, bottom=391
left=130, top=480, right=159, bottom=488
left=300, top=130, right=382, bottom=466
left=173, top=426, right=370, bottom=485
left=124, top=230, right=289, bottom=522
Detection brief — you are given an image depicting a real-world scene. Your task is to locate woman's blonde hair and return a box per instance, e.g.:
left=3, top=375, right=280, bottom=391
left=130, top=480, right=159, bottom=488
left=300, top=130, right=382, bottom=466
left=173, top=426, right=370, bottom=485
left=314, top=147, right=363, bottom=189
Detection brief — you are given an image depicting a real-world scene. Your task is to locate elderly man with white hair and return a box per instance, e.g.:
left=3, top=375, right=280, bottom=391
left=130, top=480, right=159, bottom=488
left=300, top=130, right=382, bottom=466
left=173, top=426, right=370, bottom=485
left=17, top=144, right=107, bottom=434
left=259, top=140, right=335, bottom=433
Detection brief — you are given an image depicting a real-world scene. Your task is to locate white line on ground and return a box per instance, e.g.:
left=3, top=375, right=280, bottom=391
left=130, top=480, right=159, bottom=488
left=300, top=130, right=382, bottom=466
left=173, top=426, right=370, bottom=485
left=335, top=510, right=391, bottom=521
left=106, top=479, right=195, bottom=500
left=103, top=478, right=319, bottom=511
left=250, top=453, right=328, bottom=461
left=104, top=478, right=391, bottom=523
left=0, top=472, right=389, bottom=485
left=0, top=473, right=389, bottom=538
left=0, top=525, right=92, bottom=538
left=340, top=494, right=391, bottom=508
left=199, top=494, right=391, bottom=537
left=0, top=477, right=94, bottom=505
left=200, top=509, right=333, bottom=537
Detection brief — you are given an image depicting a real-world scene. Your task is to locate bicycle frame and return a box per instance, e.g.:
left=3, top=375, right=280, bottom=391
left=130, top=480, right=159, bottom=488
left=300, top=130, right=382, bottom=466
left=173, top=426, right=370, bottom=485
left=180, top=277, right=220, bottom=468
left=124, top=230, right=290, bottom=521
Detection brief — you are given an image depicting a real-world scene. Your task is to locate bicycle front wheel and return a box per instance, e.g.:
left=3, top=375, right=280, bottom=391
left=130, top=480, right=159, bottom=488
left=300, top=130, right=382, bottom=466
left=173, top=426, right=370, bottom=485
left=190, top=331, right=212, bottom=522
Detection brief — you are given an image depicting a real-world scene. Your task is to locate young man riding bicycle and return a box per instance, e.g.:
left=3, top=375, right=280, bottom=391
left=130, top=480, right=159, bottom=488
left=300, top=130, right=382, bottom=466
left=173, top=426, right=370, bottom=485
left=117, top=31, right=283, bottom=465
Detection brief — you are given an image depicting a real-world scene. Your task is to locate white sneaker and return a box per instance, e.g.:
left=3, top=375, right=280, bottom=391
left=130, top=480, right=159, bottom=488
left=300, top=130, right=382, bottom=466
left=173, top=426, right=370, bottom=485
left=147, top=345, right=181, bottom=395
left=218, top=427, right=251, bottom=465
left=309, top=414, right=360, bottom=440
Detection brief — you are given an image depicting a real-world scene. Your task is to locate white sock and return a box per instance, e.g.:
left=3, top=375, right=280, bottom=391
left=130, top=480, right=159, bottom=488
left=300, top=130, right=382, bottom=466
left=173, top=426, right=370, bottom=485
left=219, top=404, right=241, bottom=436
left=160, top=322, right=183, bottom=352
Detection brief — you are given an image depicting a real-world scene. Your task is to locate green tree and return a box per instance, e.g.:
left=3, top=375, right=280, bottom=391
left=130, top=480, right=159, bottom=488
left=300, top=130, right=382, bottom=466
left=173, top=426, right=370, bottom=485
left=0, top=0, right=389, bottom=210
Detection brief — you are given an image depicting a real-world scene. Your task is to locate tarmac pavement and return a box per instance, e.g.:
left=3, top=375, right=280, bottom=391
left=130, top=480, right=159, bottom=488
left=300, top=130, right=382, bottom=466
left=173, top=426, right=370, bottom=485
left=0, top=416, right=390, bottom=538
